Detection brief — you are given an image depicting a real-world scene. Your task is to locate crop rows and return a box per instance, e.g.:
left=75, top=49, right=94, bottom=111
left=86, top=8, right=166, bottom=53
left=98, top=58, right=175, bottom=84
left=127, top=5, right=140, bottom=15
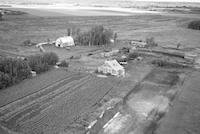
left=16, top=75, right=92, bottom=125
left=17, top=75, right=95, bottom=133
left=0, top=73, right=88, bottom=131
left=0, top=72, right=84, bottom=117
left=18, top=77, right=113, bottom=134
left=0, top=73, right=114, bottom=134
left=6, top=74, right=90, bottom=128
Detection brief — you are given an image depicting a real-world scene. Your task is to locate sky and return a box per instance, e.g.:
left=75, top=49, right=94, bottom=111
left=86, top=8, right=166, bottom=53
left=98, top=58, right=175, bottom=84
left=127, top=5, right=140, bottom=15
left=137, top=0, right=200, bottom=2
left=0, top=0, right=200, bottom=4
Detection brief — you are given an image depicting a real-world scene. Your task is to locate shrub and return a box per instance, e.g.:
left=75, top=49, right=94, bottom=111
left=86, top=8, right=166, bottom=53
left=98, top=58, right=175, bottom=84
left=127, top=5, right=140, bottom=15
left=120, top=47, right=130, bottom=54
left=188, top=20, right=200, bottom=30
left=146, top=37, right=158, bottom=47
left=58, top=60, right=69, bottom=67
left=23, top=40, right=31, bottom=45
left=128, top=52, right=141, bottom=60
left=22, top=39, right=37, bottom=46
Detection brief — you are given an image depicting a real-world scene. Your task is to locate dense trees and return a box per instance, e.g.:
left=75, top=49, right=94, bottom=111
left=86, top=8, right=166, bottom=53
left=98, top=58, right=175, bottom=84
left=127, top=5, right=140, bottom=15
left=28, top=52, right=58, bottom=74
left=188, top=20, right=200, bottom=30
left=0, top=52, right=59, bottom=90
left=75, top=25, right=113, bottom=46
left=0, top=58, right=31, bottom=89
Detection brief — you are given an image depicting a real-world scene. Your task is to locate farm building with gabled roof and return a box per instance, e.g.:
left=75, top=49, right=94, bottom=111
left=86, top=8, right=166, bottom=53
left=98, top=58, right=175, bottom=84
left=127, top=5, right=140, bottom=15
left=98, top=59, right=125, bottom=77
left=55, top=36, right=75, bottom=48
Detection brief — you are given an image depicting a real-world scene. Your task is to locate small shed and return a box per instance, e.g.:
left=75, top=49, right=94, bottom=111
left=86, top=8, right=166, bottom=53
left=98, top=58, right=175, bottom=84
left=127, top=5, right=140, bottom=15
left=98, top=60, right=125, bottom=77
left=30, top=71, right=36, bottom=77
left=130, top=40, right=147, bottom=48
left=55, top=36, right=75, bottom=48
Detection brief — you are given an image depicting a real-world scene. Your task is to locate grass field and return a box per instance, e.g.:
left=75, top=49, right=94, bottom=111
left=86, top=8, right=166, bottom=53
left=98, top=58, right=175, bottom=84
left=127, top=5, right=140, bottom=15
left=0, top=8, right=200, bottom=52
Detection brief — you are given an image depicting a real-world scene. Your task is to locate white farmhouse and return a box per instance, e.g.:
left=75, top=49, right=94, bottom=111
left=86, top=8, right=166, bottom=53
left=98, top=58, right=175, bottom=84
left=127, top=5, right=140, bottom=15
left=55, top=36, right=75, bottom=48
left=98, top=60, right=125, bottom=77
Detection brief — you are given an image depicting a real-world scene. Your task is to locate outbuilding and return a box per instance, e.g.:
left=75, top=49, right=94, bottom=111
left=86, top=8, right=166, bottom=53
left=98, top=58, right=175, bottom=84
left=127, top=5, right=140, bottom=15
left=30, top=71, right=36, bottom=77
left=98, top=60, right=125, bottom=77
left=55, top=36, right=75, bottom=48
left=130, top=40, right=147, bottom=48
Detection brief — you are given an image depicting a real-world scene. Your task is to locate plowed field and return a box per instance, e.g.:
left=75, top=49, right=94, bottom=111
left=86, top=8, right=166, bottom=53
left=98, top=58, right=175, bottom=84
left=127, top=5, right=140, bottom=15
left=0, top=71, right=115, bottom=134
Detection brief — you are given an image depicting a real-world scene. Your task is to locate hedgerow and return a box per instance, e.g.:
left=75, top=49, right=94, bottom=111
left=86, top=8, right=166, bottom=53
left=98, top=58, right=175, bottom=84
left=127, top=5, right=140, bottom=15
left=58, top=60, right=69, bottom=67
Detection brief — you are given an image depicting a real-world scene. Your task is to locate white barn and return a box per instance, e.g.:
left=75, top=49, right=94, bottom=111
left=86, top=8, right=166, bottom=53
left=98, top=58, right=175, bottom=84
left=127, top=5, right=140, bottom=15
left=55, top=36, right=75, bottom=48
left=98, top=60, right=125, bottom=77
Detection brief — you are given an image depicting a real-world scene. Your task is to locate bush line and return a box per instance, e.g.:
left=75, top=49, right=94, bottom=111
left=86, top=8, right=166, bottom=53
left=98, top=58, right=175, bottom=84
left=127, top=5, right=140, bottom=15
left=0, top=52, right=59, bottom=90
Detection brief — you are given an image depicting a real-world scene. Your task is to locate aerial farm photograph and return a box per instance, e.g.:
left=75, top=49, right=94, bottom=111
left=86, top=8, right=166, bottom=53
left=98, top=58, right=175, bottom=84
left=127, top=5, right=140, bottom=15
left=0, top=0, right=200, bottom=134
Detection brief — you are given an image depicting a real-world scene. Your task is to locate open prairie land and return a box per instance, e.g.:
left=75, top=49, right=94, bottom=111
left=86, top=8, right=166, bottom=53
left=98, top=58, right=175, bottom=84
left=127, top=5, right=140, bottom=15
left=0, top=7, right=200, bottom=52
